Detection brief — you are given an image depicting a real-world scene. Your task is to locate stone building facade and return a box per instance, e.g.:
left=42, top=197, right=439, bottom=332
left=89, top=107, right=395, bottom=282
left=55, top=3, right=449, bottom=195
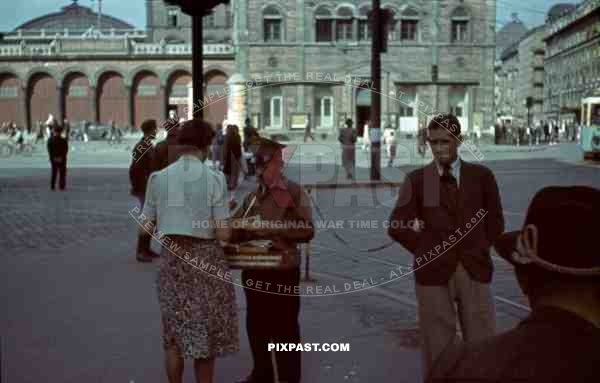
left=1, top=0, right=497, bottom=136
left=495, top=26, right=545, bottom=126
left=544, top=0, right=600, bottom=124
left=0, top=0, right=233, bottom=130
left=233, top=0, right=496, bottom=137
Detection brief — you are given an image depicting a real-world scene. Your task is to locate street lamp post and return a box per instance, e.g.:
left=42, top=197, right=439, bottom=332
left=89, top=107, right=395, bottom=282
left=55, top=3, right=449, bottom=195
left=163, top=0, right=229, bottom=121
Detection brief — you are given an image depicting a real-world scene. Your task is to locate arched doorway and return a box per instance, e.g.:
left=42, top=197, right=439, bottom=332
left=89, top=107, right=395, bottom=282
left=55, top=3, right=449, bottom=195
left=355, top=86, right=372, bottom=137
left=98, top=72, right=127, bottom=127
left=29, top=73, right=58, bottom=127
left=133, top=71, right=162, bottom=128
left=64, top=73, right=92, bottom=125
left=166, top=70, right=192, bottom=120
left=0, top=73, right=21, bottom=126
left=204, top=71, right=228, bottom=128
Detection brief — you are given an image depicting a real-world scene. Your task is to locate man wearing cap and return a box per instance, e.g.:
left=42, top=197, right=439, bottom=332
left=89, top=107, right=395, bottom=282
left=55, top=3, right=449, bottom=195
left=428, top=186, right=600, bottom=382
left=388, top=114, right=505, bottom=378
left=231, top=137, right=314, bottom=383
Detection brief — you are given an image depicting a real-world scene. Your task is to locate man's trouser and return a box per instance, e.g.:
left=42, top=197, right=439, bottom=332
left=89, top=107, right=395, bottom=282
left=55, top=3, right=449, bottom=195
left=242, top=268, right=301, bottom=383
left=136, top=195, right=152, bottom=254
left=415, top=264, right=496, bottom=379
left=50, top=160, right=67, bottom=190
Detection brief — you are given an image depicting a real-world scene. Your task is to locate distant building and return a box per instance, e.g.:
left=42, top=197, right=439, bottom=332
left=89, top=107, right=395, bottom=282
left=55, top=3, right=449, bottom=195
left=495, top=26, right=545, bottom=126
left=544, top=1, right=599, bottom=125
left=495, top=14, right=528, bottom=59
left=234, top=0, right=497, bottom=138
left=0, top=0, right=497, bottom=136
left=0, top=0, right=233, bottom=129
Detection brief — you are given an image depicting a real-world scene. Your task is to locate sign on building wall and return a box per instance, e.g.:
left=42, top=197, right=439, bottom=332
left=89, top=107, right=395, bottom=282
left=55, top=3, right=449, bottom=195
left=290, top=113, right=307, bottom=130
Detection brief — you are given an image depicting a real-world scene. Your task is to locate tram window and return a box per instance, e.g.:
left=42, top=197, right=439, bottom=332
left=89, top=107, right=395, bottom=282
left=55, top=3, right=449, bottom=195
left=591, top=105, right=600, bottom=125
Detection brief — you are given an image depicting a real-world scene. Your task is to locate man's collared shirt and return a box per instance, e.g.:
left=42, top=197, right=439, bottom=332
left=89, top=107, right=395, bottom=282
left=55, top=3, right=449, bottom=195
left=435, top=157, right=461, bottom=187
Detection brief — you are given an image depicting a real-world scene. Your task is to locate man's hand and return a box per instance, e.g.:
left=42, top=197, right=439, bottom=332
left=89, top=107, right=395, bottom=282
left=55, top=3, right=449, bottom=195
left=229, top=198, right=238, bottom=210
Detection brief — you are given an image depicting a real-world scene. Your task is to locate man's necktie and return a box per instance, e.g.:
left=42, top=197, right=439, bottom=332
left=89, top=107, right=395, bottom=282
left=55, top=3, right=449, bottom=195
left=442, top=164, right=459, bottom=216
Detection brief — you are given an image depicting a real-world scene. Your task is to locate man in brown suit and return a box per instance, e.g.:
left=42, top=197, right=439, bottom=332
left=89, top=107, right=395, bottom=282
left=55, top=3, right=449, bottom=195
left=387, top=114, right=504, bottom=378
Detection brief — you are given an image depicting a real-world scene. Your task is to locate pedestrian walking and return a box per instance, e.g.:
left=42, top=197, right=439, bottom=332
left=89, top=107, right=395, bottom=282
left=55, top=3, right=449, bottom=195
left=139, top=119, right=239, bottom=383
left=211, top=124, right=224, bottom=170
left=47, top=123, right=68, bottom=191
left=388, top=114, right=505, bottom=379
left=362, top=120, right=371, bottom=152
left=417, top=124, right=427, bottom=157
left=129, top=119, right=159, bottom=263
left=338, top=119, right=357, bottom=179
left=429, top=186, right=600, bottom=383
left=303, top=114, right=315, bottom=143
left=243, top=117, right=258, bottom=152
left=223, top=125, right=242, bottom=190
left=383, top=125, right=397, bottom=167
left=231, top=137, right=314, bottom=383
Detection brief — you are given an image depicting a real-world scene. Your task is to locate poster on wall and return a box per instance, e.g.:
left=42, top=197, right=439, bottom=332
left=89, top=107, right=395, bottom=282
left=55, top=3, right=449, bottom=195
left=290, top=113, right=307, bottom=130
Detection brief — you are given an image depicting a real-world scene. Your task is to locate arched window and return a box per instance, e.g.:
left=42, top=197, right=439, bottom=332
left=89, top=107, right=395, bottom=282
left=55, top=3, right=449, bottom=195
left=315, top=6, right=334, bottom=42
left=263, top=5, right=283, bottom=43
left=336, top=6, right=355, bottom=42
left=451, top=6, right=470, bottom=43
left=358, top=6, right=372, bottom=42
left=400, top=7, right=419, bottom=41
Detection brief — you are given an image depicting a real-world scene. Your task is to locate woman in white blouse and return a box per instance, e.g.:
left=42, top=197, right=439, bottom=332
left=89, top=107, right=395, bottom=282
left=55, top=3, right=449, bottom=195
left=141, top=119, right=239, bottom=383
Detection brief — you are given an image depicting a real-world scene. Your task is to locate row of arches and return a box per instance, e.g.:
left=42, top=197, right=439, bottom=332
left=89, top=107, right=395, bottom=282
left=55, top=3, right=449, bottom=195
left=0, top=68, right=228, bottom=129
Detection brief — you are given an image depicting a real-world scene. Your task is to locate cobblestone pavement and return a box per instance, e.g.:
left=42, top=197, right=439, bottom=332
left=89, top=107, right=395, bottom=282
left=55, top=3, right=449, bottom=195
left=1, top=155, right=599, bottom=382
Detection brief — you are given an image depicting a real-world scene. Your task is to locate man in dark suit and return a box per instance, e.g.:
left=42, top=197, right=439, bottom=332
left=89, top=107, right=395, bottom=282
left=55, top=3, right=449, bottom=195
left=388, top=114, right=504, bottom=377
left=428, top=186, right=600, bottom=383
left=129, top=119, right=158, bottom=262
left=47, top=123, right=69, bottom=191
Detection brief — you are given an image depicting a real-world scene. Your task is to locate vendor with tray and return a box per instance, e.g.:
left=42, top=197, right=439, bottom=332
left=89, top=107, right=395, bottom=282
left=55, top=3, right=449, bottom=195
left=229, top=136, right=314, bottom=383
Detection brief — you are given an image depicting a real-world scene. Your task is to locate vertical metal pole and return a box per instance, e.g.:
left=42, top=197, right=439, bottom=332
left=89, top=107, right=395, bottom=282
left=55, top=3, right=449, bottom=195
left=303, top=187, right=314, bottom=282
left=192, top=15, right=204, bottom=120
left=370, top=0, right=381, bottom=181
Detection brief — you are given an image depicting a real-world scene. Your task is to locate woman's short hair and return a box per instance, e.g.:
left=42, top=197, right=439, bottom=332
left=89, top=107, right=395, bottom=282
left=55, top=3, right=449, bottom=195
left=177, top=119, right=215, bottom=149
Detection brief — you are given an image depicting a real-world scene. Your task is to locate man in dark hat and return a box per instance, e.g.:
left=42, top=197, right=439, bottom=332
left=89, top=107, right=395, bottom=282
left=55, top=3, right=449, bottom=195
left=47, top=123, right=68, bottom=191
left=428, top=186, right=600, bottom=383
left=231, top=137, right=314, bottom=383
left=129, top=119, right=158, bottom=262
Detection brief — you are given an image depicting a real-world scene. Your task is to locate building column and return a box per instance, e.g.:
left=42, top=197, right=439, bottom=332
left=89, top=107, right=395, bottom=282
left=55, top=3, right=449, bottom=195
left=57, top=85, right=65, bottom=123
left=160, top=85, right=168, bottom=122
left=297, top=0, right=306, bottom=113
left=19, top=85, right=28, bottom=129
left=90, top=86, right=98, bottom=124
left=126, top=85, right=134, bottom=128
left=382, top=70, right=389, bottom=123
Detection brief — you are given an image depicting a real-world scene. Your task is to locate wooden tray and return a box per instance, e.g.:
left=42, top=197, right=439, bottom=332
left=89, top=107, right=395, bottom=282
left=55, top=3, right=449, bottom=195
left=224, top=242, right=299, bottom=270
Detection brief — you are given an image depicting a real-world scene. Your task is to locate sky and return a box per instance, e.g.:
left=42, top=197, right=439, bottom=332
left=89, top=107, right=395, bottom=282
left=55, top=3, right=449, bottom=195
left=0, top=0, right=577, bottom=32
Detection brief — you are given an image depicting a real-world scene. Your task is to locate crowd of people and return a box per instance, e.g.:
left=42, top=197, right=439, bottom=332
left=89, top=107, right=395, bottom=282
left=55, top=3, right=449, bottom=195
left=494, top=119, right=580, bottom=146
left=124, top=111, right=599, bottom=383
left=8, top=109, right=599, bottom=382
